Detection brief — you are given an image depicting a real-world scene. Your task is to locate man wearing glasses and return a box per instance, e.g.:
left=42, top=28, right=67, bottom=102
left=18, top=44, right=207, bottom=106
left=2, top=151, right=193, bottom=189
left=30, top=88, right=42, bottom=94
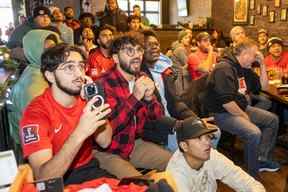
left=94, top=35, right=172, bottom=179
left=20, top=44, right=113, bottom=185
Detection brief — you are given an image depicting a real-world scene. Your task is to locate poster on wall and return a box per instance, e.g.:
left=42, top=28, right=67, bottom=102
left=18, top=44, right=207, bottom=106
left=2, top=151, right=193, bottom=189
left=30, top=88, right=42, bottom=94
left=280, top=8, right=287, bottom=20
left=249, top=0, right=255, bottom=10
left=249, top=15, right=255, bottom=24
left=275, top=0, right=281, bottom=7
left=233, top=0, right=249, bottom=24
left=256, top=4, right=261, bottom=14
left=262, top=5, right=268, bottom=16
left=269, top=11, right=275, bottom=22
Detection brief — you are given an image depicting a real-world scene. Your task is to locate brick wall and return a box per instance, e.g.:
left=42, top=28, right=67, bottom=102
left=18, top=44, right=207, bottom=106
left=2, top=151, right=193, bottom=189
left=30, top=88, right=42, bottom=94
left=212, top=0, right=288, bottom=39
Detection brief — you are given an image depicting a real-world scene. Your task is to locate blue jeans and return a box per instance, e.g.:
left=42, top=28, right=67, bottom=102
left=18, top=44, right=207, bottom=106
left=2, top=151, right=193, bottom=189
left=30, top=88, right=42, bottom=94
left=166, top=124, right=222, bottom=152
left=215, top=106, right=279, bottom=177
left=250, top=94, right=272, bottom=110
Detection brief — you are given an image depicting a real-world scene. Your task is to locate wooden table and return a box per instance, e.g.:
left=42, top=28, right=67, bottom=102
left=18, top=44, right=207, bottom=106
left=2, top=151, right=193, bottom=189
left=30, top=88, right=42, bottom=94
left=262, top=84, right=288, bottom=106
left=261, top=84, right=288, bottom=134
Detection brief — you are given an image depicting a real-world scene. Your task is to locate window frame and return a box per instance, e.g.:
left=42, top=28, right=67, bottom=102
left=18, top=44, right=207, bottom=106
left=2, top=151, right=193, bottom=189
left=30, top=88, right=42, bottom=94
left=119, top=0, right=161, bottom=25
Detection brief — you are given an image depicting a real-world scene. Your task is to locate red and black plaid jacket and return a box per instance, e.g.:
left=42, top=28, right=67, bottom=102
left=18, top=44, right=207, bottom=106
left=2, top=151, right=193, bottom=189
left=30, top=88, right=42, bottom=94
left=98, top=67, right=164, bottom=159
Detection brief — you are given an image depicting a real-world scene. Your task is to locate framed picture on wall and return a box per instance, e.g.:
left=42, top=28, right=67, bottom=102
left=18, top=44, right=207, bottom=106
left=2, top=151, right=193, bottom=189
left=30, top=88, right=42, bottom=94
left=233, top=0, right=249, bottom=24
left=275, top=0, right=281, bottom=7
left=249, top=0, right=255, bottom=10
left=249, top=15, right=255, bottom=24
left=269, top=11, right=275, bottom=22
left=256, top=4, right=262, bottom=14
left=262, top=5, right=268, bottom=16
left=280, top=8, right=287, bottom=20
left=256, top=4, right=261, bottom=15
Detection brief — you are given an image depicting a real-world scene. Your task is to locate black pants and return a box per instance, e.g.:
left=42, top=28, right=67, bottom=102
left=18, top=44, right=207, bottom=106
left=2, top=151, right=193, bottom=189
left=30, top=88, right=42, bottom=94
left=63, top=158, right=115, bottom=185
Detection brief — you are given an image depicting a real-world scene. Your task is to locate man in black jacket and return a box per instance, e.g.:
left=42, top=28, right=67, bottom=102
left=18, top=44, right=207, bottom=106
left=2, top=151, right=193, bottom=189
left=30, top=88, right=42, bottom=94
left=141, top=30, right=220, bottom=151
left=100, top=0, right=128, bottom=32
left=204, top=38, right=279, bottom=178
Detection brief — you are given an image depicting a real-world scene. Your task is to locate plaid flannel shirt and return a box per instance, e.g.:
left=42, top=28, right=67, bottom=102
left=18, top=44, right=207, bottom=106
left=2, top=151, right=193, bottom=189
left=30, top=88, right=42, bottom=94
left=98, top=67, right=164, bottom=159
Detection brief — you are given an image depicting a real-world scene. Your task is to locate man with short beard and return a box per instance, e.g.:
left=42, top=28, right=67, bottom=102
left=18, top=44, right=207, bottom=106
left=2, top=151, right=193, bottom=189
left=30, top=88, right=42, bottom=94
left=86, top=25, right=115, bottom=80
left=94, top=35, right=172, bottom=179
left=19, top=44, right=114, bottom=185
left=64, top=6, right=80, bottom=30
left=187, top=32, right=217, bottom=80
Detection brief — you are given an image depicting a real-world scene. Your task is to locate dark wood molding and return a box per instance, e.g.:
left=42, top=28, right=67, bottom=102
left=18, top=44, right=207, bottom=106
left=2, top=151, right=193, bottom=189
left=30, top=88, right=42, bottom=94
left=161, top=0, right=169, bottom=24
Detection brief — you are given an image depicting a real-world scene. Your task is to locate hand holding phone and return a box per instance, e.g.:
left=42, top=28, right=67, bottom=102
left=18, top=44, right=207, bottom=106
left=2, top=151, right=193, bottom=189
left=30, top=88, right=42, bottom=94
left=83, top=82, right=105, bottom=109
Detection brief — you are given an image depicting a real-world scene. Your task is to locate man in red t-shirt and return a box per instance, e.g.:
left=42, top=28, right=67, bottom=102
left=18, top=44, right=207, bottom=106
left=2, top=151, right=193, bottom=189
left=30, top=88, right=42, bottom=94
left=20, top=44, right=113, bottom=185
left=264, top=37, right=288, bottom=73
left=187, top=32, right=217, bottom=80
left=86, top=25, right=115, bottom=80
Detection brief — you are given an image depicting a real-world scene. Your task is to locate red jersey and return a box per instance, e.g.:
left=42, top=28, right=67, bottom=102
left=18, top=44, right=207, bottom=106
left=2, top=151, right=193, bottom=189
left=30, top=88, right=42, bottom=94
left=20, top=88, right=93, bottom=169
left=264, top=51, right=288, bottom=72
left=86, top=48, right=115, bottom=80
left=187, top=50, right=217, bottom=80
left=64, top=19, right=80, bottom=30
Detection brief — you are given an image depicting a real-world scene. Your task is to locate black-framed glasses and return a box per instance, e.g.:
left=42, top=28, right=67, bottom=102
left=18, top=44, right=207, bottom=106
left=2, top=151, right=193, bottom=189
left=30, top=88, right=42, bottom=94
left=57, top=61, right=86, bottom=75
left=120, top=46, right=144, bottom=57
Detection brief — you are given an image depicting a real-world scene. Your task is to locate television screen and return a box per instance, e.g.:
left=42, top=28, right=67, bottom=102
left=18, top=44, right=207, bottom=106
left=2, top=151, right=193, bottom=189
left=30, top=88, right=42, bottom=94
left=177, top=0, right=188, bottom=17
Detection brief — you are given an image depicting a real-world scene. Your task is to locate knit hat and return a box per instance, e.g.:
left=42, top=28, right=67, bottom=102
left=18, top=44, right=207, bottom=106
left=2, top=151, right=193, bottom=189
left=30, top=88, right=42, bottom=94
left=178, top=30, right=189, bottom=42
left=33, top=6, right=51, bottom=18
left=267, top=37, right=283, bottom=50
left=176, top=117, right=217, bottom=142
left=196, top=32, right=210, bottom=42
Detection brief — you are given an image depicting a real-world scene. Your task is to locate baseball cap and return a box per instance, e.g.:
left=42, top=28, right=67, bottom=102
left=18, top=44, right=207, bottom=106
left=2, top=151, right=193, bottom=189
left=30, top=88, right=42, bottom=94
left=176, top=117, right=217, bottom=142
left=258, top=28, right=268, bottom=35
left=33, top=6, right=51, bottom=18
left=267, top=37, right=283, bottom=49
left=196, top=32, right=210, bottom=42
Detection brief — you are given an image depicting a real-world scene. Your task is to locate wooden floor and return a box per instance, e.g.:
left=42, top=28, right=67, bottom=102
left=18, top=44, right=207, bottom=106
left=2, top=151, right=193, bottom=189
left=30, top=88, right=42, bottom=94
left=217, top=145, right=288, bottom=192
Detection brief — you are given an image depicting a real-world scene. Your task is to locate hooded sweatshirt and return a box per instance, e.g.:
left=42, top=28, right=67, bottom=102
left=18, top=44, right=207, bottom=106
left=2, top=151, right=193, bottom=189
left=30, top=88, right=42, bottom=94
left=204, top=50, right=249, bottom=113
left=8, top=29, right=61, bottom=145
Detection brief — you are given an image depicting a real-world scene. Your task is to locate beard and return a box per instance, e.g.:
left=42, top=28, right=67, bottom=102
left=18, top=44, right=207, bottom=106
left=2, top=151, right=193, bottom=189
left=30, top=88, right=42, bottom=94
left=55, top=74, right=82, bottom=96
left=65, top=15, right=74, bottom=20
left=119, top=57, right=141, bottom=76
left=99, top=40, right=111, bottom=49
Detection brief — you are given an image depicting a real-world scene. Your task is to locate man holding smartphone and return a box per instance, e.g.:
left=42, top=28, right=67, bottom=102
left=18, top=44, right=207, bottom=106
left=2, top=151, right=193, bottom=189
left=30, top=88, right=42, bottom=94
left=94, top=34, right=172, bottom=179
left=20, top=44, right=113, bottom=185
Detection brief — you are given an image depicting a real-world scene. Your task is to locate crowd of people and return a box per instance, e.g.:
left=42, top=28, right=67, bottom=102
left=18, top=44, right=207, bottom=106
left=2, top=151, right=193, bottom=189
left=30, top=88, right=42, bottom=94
left=4, top=0, right=288, bottom=191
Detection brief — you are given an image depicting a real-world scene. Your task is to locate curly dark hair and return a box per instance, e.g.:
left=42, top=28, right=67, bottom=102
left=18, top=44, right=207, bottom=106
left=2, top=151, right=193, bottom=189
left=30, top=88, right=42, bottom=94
left=95, top=24, right=116, bottom=40
left=142, top=29, right=159, bottom=41
left=111, top=34, right=143, bottom=55
left=79, top=12, right=95, bottom=24
left=41, top=43, right=86, bottom=76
